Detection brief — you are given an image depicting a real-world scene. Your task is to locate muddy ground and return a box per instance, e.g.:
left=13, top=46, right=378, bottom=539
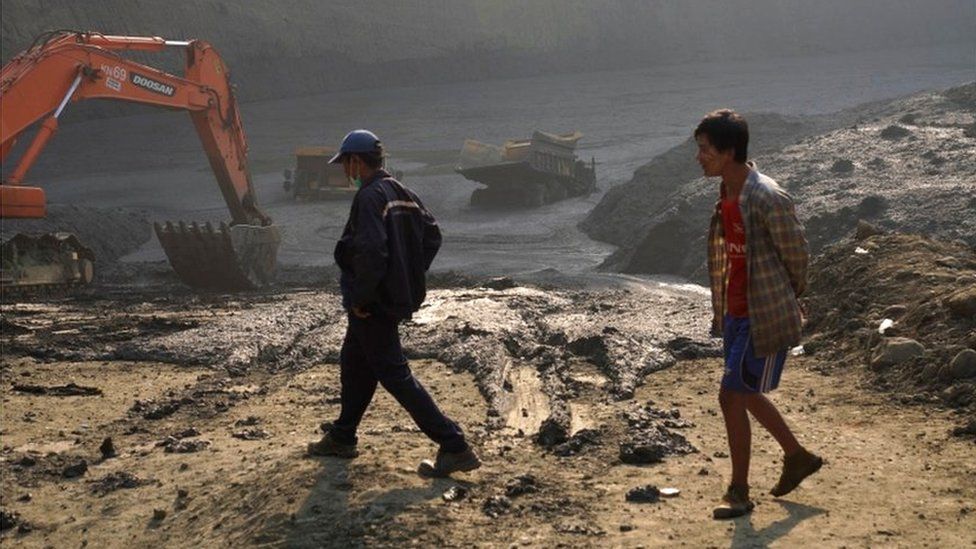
left=2, top=278, right=975, bottom=548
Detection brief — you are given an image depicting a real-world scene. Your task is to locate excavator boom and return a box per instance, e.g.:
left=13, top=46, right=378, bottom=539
left=0, top=31, right=279, bottom=291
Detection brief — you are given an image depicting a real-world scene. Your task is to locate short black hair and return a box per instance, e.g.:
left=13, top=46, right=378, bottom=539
left=694, top=109, right=749, bottom=163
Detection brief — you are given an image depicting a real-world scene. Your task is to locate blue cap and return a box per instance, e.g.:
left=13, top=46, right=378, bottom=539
left=329, top=129, right=382, bottom=164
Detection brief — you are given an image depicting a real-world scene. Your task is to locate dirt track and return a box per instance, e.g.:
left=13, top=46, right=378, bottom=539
left=2, top=284, right=974, bottom=548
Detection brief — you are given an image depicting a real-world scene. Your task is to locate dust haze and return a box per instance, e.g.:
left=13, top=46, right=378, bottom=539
left=1, top=2, right=975, bottom=548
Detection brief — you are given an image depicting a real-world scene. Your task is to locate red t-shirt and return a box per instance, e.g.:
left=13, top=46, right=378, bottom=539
left=722, top=198, right=748, bottom=317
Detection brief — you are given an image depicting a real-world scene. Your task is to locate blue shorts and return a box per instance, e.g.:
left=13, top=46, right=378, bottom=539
left=722, top=315, right=787, bottom=394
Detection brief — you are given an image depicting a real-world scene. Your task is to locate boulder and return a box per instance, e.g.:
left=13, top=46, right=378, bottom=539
left=949, top=349, right=976, bottom=380
left=944, top=287, right=976, bottom=319
left=871, top=337, right=924, bottom=370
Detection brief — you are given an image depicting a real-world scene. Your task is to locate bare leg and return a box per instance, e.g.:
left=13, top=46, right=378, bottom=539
left=719, top=388, right=751, bottom=488
left=744, top=393, right=802, bottom=456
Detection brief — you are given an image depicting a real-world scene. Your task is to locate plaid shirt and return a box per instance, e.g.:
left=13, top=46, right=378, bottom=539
left=708, top=168, right=809, bottom=357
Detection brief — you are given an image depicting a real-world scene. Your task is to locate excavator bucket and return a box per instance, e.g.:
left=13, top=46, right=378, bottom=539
left=154, top=221, right=280, bottom=291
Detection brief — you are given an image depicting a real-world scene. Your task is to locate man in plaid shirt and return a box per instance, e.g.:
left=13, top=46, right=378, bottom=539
left=697, top=109, right=823, bottom=519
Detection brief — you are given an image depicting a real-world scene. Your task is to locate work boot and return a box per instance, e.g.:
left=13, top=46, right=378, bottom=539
left=306, top=432, right=358, bottom=458
left=417, top=446, right=482, bottom=478
left=771, top=448, right=823, bottom=497
left=713, top=484, right=755, bottom=520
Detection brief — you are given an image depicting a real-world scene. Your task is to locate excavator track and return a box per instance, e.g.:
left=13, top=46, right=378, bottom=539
left=154, top=221, right=280, bottom=291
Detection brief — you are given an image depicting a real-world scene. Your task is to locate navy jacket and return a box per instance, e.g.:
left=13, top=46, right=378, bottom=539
left=334, top=169, right=441, bottom=319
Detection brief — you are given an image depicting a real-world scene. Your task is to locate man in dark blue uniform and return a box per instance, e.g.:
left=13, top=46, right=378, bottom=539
left=307, top=130, right=481, bottom=477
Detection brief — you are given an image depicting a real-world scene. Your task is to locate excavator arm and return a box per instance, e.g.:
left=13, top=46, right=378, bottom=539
left=0, top=31, right=279, bottom=291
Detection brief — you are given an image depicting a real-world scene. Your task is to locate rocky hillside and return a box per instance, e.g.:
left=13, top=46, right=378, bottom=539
left=3, top=1, right=973, bottom=108
left=582, top=83, right=976, bottom=282
left=803, top=231, right=976, bottom=437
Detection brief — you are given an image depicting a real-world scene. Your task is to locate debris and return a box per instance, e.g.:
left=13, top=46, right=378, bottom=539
left=0, top=510, right=19, bottom=531
left=619, top=403, right=696, bottom=464
left=442, top=486, right=469, bottom=502
left=12, top=383, right=103, bottom=397
left=505, top=474, right=539, bottom=498
left=554, top=521, right=605, bottom=536
left=132, top=399, right=182, bottom=420
left=234, top=416, right=261, bottom=427
left=231, top=428, right=271, bottom=440
left=625, top=485, right=661, bottom=503
left=159, top=437, right=210, bottom=454
left=0, top=318, right=31, bottom=335
left=660, top=487, right=681, bottom=498
left=89, top=471, right=153, bottom=496
left=878, top=319, right=895, bottom=335
left=854, top=246, right=870, bottom=255
left=482, top=495, right=512, bottom=518
left=99, top=437, right=117, bottom=459
left=790, top=345, right=805, bottom=357
left=63, top=460, right=89, bottom=478
left=552, top=428, right=601, bottom=457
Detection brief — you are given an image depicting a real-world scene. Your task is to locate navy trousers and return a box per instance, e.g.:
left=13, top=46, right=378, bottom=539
left=330, top=313, right=467, bottom=453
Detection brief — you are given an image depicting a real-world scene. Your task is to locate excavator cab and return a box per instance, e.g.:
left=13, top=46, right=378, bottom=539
left=0, top=31, right=280, bottom=293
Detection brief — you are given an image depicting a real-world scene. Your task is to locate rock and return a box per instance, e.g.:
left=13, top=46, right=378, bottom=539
left=63, top=460, right=88, bottom=478
left=830, top=159, right=855, bottom=174
left=535, top=416, right=570, bottom=448
left=90, top=471, right=152, bottom=496
left=552, top=428, right=601, bottom=457
left=505, top=474, right=539, bottom=498
left=0, top=510, right=19, bottom=531
left=666, top=336, right=721, bottom=359
left=880, top=124, right=911, bottom=140
left=231, top=428, right=271, bottom=440
left=234, top=416, right=260, bottom=427
left=442, top=485, right=468, bottom=502
left=482, top=495, right=512, bottom=518
left=944, top=287, right=976, bottom=319
left=625, top=485, right=661, bottom=503
left=871, top=338, right=925, bottom=370
left=942, top=384, right=974, bottom=407
left=949, top=349, right=976, bottom=379
left=17, top=455, right=36, bottom=467
left=160, top=437, right=211, bottom=454
left=153, top=509, right=167, bottom=521
left=99, top=437, right=117, bottom=459
left=619, top=441, right=666, bottom=464
left=855, top=220, right=883, bottom=241
left=951, top=419, right=976, bottom=437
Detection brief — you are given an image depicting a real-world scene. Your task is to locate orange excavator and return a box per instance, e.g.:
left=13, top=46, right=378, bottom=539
left=0, top=30, right=280, bottom=292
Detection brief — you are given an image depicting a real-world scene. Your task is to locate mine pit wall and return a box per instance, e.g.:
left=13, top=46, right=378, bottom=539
left=3, top=1, right=973, bottom=121
left=583, top=85, right=976, bottom=283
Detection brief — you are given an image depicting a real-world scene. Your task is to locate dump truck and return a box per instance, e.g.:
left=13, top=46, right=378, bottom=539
left=0, top=31, right=279, bottom=293
left=456, top=131, right=596, bottom=208
left=282, top=146, right=403, bottom=201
